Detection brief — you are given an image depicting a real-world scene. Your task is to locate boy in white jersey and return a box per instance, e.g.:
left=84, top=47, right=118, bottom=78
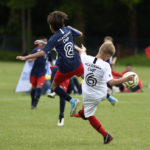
left=74, top=42, right=134, bottom=144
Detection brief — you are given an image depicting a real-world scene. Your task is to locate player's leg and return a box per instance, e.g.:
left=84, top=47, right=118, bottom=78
left=51, top=63, right=84, bottom=116
left=57, top=96, right=66, bottom=126
left=74, top=106, right=87, bottom=119
left=84, top=99, right=113, bottom=144
left=47, top=66, right=58, bottom=98
left=52, top=80, right=80, bottom=117
left=30, top=76, right=37, bottom=109
left=33, top=75, right=45, bottom=108
left=107, top=93, right=118, bottom=105
left=51, top=73, right=80, bottom=116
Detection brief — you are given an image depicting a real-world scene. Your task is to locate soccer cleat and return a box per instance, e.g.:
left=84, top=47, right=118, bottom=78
left=108, top=95, right=118, bottom=105
left=104, top=133, right=113, bottom=144
left=57, top=118, right=64, bottom=126
left=31, top=106, right=36, bottom=109
left=47, top=92, right=56, bottom=98
left=70, top=98, right=80, bottom=117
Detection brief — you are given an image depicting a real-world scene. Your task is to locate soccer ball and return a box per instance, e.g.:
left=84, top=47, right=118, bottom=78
left=122, top=71, right=139, bottom=89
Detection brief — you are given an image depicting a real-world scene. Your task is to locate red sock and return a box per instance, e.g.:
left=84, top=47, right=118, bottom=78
left=74, top=107, right=87, bottom=120
left=88, top=116, right=107, bottom=137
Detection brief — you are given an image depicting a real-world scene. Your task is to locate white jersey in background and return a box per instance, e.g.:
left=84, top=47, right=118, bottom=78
left=81, top=53, right=113, bottom=100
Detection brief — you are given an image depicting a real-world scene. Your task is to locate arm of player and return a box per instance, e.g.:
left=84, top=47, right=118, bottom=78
left=27, top=58, right=36, bottom=62
left=108, top=74, right=135, bottom=86
left=75, top=44, right=86, bottom=55
left=16, top=50, right=46, bottom=61
left=68, top=26, right=83, bottom=37
left=34, top=40, right=47, bottom=45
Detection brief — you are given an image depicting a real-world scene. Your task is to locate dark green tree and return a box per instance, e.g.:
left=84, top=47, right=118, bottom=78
left=7, top=0, right=36, bottom=54
left=120, top=0, right=141, bottom=51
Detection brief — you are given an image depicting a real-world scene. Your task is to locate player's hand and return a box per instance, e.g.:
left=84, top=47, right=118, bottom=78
left=16, top=56, right=26, bottom=61
left=81, top=44, right=86, bottom=53
left=34, top=40, right=42, bottom=45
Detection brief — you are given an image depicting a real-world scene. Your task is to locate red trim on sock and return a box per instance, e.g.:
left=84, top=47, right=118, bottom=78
left=88, top=116, right=107, bottom=137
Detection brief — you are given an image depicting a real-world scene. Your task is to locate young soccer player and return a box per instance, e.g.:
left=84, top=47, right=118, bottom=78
left=74, top=42, right=134, bottom=144
left=16, top=11, right=84, bottom=116
left=103, top=36, right=118, bottom=104
left=29, top=38, right=47, bottom=109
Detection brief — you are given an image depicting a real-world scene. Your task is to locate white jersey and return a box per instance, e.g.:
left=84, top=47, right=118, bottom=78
left=81, top=53, right=113, bottom=100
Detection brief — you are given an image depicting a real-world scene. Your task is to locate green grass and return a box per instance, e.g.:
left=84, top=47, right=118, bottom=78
left=116, top=53, right=150, bottom=66
left=0, top=62, right=150, bottom=150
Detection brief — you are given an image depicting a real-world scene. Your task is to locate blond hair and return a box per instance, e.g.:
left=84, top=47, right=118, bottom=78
left=104, top=36, right=113, bottom=43
left=99, top=41, right=115, bottom=56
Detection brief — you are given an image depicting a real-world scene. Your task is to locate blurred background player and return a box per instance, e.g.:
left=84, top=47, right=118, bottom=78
left=104, top=36, right=119, bottom=104
left=29, top=38, right=47, bottom=109
left=121, top=64, right=143, bottom=92
left=74, top=42, right=134, bottom=144
left=67, top=77, right=82, bottom=95
left=16, top=11, right=84, bottom=117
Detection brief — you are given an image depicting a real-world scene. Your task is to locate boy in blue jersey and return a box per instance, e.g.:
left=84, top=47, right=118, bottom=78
left=16, top=11, right=84, bottom=116
left=29, top=38, right=47, bottom=109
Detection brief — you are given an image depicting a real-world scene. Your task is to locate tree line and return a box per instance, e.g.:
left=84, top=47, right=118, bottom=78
left=1, top=0, right=149, bottom=54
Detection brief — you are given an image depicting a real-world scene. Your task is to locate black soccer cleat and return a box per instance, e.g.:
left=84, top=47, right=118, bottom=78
left=104, top=133, right=113, bottom=144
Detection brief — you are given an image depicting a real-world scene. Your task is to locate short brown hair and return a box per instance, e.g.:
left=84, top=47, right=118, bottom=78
left=47, top=11, right=68, bottom=31
left=99, top=41, right=115, bottom=56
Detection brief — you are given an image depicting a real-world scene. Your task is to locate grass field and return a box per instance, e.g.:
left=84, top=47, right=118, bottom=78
left=0, top=61, right=150, bottom=150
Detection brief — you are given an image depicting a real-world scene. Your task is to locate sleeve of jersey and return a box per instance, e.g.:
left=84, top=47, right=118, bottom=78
left=67, top=26, right=81, bottom=36
left=43, top=37, right=55, bottom=54
left=80, top=53, right=87, bottom=64
left=104, top=64, right=113, bottom=82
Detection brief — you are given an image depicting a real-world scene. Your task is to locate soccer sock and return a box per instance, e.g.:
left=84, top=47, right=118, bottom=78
left=59, top=97, right=66, bottom=119
left=34, top=88, right=42, bottom=107
left=31, top=88, right=36, bottom=106
left=55, top=86, right=72, bottom=102
left=107, top=93, right=110, bottom=98
left=88, top=116, right=107, bottom=137
left=74, top=107, right=87, bottom=120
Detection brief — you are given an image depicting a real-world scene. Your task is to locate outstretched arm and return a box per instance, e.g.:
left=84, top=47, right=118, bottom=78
left=34, top=40, right=47, bottom=45
left=16, top=50, right=46, bottom=61
left=68, top=26, right=83, bottom=37
left=108, top=75, right=134, bottom=86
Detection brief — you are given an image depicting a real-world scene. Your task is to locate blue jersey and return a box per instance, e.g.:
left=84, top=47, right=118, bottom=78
left=43, top=26, right=82, bottom=73
left=30, top=48, right=47, bottom=77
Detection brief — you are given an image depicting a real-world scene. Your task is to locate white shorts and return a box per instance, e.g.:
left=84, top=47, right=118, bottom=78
left=83, top=97, right=104, bottom=118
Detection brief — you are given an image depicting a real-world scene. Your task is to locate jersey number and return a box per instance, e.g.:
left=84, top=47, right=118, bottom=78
left=64, top=42, right=74, bottom=58
left=85, top=73, right=97, bottom=87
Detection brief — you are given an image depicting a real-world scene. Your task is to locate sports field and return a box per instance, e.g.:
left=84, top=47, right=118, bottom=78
left=0, top=61, right=150, bottom=150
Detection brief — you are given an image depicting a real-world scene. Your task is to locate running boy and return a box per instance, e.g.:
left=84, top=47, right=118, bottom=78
left=74, top=42, right=134, bottom=144
left=28, top=38, right=47, bottom=109
left=16, top=11, right=84, bottom=116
